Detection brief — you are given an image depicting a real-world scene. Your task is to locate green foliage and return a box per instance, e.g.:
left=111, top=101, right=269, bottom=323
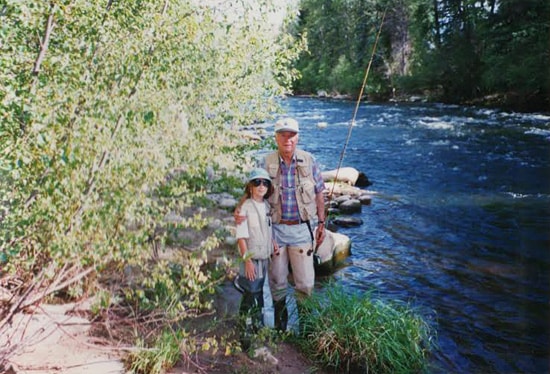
left=294, top=0, right=549, bottom=110
left=125, top=328, right=189, bottom=374
left=328, top=55, right=356, bottom=94
left=0, top=0, right=297, bottom=281
left=0, top=0, right=302, bottom=368
left=296, top=284, right=434, bottom=373
left=480, top=0, right=550, bottom=109
left=294, top=0, right=389, bottom=97
left=406, top=0, right=549, bottom=108
left=126, top=254, right=217, bottom=318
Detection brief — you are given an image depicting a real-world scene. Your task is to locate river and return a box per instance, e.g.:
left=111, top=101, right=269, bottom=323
left=280, top=97, right=550, bottom=373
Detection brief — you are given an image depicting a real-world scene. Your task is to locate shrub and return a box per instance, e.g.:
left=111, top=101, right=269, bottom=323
left=297, top=284, right=434, bottom=373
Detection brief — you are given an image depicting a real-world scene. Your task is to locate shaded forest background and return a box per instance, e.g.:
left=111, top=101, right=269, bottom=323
left=292, top=0, right=550, bottom=112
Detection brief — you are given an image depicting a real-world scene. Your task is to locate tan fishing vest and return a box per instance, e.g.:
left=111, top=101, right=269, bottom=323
left=265, top=149, right=318, bottom=223
left=241, top=199, right=272, bottom=259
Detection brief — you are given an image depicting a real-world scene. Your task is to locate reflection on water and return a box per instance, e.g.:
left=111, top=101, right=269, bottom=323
left=281, top=97, right=550, bottom=373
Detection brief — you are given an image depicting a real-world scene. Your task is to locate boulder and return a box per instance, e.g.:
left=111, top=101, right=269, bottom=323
left=358, top=194, right=372, bottom=205
left=324, top=181, right=364, bottom=197
left=317, top=121, right=328, bottom=128
left=338, top=199, right=362, bottom=214
left=207, top=192, right=238, bottom=210
left=322, top=167, right=360, bottom=185
left=355, top=172, right=372, bottom=187
left=314, top=229, right=351, bottom=274
left=327, top=207, right=340, bottom=216
left=331, top=216, right=363, bottom=228
left=334, top=195, right=351, bottom=204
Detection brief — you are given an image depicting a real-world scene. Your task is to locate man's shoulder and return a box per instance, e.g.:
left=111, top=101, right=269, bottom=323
left=296, top=149, right=315, bottom=163
left=264, top=151, right=279, bottom=164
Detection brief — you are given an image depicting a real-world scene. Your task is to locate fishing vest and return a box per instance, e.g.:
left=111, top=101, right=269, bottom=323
left=241, top=199, right=272, bottom=259
left=265, top=149, right=318, bottom=223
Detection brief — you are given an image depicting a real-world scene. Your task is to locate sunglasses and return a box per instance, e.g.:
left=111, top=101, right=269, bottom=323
left=252, top=179, right=270, bottom=187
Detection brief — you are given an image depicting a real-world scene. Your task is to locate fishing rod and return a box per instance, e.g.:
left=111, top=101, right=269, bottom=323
left=326, top=7, right=387, bottom=212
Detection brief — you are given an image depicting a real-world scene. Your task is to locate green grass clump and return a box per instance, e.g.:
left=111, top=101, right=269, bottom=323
left=296, top=284, right=435, bottom=373
left=125, top=328, right=185, bottom=374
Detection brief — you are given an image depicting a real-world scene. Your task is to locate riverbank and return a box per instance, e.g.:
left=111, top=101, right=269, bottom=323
left=295, top=90, right=550, bottom=114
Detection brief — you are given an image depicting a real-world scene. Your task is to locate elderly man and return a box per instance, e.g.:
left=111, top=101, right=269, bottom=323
left=236, top=117, right=326, bottom=331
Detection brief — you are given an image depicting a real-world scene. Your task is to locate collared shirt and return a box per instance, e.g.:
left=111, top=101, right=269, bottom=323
left=257, top=150, right=324, bottom=246
left=277, top=153, right=325, bottom=221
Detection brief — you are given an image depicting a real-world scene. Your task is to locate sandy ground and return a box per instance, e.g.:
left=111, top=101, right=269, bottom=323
left=1, top=301, right=126, bottom=374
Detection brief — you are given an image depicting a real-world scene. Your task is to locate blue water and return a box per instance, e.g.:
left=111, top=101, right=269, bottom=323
left=281, top=97, right=550, bottom=373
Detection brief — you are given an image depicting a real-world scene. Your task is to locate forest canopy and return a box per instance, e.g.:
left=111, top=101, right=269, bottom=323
left=293, top=0, right=550, bottom=112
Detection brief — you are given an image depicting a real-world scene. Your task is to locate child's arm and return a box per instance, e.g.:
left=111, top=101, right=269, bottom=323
left=238, top=237, right=256, bottom=281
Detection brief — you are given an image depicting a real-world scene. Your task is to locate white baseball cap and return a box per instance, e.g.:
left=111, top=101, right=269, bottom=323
left=274, top=118, right=299, bottom=133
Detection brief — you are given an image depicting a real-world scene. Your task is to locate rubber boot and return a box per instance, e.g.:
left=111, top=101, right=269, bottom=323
left=296, top=301, right=307, bottom=335
left=273, top=298, right=288, bottom=332
left=239, top=292, right=259, bottom=351
left=240, top=291, right=258, bottom=316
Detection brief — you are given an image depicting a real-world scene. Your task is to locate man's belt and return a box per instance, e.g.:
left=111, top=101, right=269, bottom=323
left=278, top=219, right=302, bottom=225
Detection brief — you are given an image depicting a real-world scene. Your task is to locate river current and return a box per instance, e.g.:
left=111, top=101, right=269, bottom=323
left=280, top=97, right=550, bottom=373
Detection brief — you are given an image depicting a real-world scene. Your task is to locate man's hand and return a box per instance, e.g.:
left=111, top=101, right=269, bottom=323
left=315, top=223, right=326, bottom=245
left=234, top=207, right=246, bottom=225
left=272, top=241, right=280, bottom=257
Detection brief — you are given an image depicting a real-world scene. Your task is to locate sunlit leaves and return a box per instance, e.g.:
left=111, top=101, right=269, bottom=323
left=0, top=0, right=299, bottom=279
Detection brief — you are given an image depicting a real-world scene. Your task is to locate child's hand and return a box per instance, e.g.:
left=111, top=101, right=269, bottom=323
left=244, top=260, right=256, bottom=280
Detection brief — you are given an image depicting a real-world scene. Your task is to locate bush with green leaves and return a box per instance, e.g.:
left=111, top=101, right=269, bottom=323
left=297, top=284, right=434, bottom=373
left=0, top=0, right=299, bottom=290
left=0, top=0, right=302, bottom=370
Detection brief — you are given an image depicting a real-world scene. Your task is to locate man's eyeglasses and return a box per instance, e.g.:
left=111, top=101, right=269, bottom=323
left=252, top=179, right=270, bottom=187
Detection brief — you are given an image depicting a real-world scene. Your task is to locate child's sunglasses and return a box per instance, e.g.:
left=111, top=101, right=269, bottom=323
left=252, top=179, right=270, bottom=187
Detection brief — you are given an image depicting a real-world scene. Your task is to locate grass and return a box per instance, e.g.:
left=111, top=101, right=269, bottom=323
left=125, top=328, right=185, bottom=374
left=295, top=283, right=435, bottom=373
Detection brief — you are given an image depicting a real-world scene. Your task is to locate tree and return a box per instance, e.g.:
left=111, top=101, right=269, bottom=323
left=294, top=0, right=391, bottom=99
left=294, top=0, right=550, bottom=110
left=480, top=0, right=550, bottom=110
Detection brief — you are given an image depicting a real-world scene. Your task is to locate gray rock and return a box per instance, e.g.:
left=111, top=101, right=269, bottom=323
left=207, top=192, right=238, bottom=210
left=322, top=167, right=360, bottom=185
left=358, top=195, right=372, bottom=205
left=338, top=199, right=362, bottom=214
left=332, top=216, right=363, bottom=227
left=219, top=197, right=238, bottom=210
left=334, top=195, right=351, bottom=204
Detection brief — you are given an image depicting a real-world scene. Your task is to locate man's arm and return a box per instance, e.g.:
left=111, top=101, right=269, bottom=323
left=315, top=191, right=326, bottom=245
left=312, top=154, right=326, bottom=245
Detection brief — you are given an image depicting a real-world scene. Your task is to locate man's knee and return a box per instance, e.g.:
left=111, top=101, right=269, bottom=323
left=295, top=285, right=313, bottom=300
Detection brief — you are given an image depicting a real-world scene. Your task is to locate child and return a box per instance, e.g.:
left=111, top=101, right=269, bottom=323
left=234, top=168, right=277, bottom=349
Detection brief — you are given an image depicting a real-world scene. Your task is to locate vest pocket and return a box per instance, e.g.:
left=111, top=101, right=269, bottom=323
left=297, top=164, right=311, bottom=178
left=267, top=164, right=279, bottom=179
left=299, top=180, right=315, bottom=204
